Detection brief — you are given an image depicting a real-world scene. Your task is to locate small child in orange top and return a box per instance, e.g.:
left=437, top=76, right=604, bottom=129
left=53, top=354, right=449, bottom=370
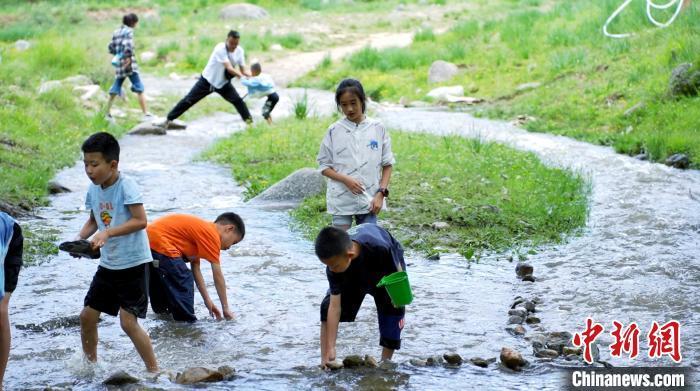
left=146, top=213, right=244, bottom=322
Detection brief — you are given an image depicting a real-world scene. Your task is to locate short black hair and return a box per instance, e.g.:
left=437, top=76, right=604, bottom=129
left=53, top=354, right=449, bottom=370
left=228, top=30, right=240, bottom=39
left=215, top=212, right=245, bottom=239
left=123, top=13, right=139, bottom=27
left=314, top=226, right=352, bottom=261
left=251, top=62, right=261, bottom=73
left=81, top=132, right=120, bottom=162
left=335, top=78, right=367, bottom=114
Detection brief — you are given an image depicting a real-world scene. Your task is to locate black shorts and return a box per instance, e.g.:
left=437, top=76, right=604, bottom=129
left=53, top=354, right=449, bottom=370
left=4, top=222, right=23, bottom=293
left=84, top=263, right=149, bottom=318
left=320, top=287, right=405, bottom=350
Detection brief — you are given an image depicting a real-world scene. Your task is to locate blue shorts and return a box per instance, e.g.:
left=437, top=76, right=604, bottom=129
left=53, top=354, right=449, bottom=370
left=109, top=72, right=144, bottom=95
left=149, top=251, right=196, bottom=322
left=320, top=287, right=405, bottom=350
left=331, top=213, right=377, bottom=227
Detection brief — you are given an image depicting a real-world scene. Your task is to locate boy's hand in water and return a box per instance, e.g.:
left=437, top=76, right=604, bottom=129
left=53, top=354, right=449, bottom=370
left=343, top=176, right=365, bottom=194
left=223, top=308, right=235, bottom=320
left=207, top=302, right=222, bottom=320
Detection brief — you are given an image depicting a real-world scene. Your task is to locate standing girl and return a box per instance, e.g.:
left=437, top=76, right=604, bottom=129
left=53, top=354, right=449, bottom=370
left=317, top=78, right=395, bottom=230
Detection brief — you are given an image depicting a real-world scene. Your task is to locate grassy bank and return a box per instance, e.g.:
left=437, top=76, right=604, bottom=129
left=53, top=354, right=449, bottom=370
left=204, top=116, right=589, bottom=257
left=295, top=0, right=700, bottom=167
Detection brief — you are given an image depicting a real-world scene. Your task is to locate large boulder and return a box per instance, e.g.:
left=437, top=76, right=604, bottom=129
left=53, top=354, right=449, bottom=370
left=669, top=63, right=700, bottom=97
left=175, top=367, right=225, bottom=385
left=428, top=60, right=459, bottom=83
left=251, top=168, right=326, bottom=203
left=220, top=3, right=269, bottom=19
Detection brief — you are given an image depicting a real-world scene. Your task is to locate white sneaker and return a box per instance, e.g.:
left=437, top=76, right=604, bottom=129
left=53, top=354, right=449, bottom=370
left=141, top=112, right=154, bottom=122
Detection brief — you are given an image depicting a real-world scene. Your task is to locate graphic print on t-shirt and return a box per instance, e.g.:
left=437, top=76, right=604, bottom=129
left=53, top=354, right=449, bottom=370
left=99, top=202, right=113, bottom=227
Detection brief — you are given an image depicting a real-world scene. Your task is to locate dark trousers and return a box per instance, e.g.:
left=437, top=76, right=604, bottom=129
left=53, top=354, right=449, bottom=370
left=149, top=251, right=196, bottom=322
left=262, top=92, right=279, bottom=119
left=167, top=76, right=252, bottom=122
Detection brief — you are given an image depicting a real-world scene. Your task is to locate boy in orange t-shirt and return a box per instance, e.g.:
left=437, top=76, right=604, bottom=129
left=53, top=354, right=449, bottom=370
left=146, top=212, right=244, bottom=322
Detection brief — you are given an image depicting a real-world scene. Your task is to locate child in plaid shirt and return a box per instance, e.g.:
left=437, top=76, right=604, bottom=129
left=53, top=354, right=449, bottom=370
left=106, top=13, right=152, bottom=122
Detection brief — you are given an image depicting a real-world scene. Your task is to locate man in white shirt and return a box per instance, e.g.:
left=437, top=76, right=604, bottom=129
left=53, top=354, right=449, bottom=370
left=164, top=30, right=253, bottom=125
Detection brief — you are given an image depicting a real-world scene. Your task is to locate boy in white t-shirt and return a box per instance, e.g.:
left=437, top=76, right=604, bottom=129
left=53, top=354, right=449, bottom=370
left=163, top=30, right=253, bottom=126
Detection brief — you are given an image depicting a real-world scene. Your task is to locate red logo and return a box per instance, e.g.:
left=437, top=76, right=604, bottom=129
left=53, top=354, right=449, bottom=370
left=573, top=318, right=605, bottom=364
left=574, top=318, right=682, bottom=363
left=647, top=320, right=682, bottom=363
left=610, top=321, right=641, bottom=359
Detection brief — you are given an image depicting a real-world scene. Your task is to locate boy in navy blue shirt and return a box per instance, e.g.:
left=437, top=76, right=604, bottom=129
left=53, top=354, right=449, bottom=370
left=314, top=224, right=406, bottom=368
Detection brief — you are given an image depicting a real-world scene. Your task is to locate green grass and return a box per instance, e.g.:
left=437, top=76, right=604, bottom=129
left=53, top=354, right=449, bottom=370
left=294, top=0, right=700, bottom=167
left=204, top=116, right=589, bottom=256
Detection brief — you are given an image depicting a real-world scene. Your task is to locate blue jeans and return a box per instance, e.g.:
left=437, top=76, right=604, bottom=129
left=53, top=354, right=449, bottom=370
left=109, top=72, right=144, bottom=95
left=331, top=213, right=377, bottom=227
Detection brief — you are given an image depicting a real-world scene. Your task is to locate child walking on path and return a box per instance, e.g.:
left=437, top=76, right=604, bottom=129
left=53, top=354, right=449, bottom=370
left=106, top=13, right=152, bottom=122
left=315, top=224, right=407, bottom=368
left=317, top=78, right=394, bottom=230
left=75, top=132, right=158, bottom=372
left=0, top=212, right=23, bottom=386
left=146, top=213, right=245, bottom=322
left=241, top=62, right=279, bottom=124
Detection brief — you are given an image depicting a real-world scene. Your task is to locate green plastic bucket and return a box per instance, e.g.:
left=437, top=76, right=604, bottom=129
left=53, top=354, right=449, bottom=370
left=376, top=271, right=413, bottom=308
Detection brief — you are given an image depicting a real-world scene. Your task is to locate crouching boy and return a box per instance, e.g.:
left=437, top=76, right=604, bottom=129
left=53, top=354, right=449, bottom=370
left=315, top=223, right=407, bottom=368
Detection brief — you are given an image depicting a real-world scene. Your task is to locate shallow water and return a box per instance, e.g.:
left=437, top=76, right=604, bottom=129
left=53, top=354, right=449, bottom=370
left=6, top=95, right=699, bottom=389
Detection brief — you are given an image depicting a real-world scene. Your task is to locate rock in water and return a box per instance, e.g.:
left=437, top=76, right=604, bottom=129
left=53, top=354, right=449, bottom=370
left=515, top=262, right=533, bottom=278
left=104, top=370, right=139, bottom=385
left=364, top=355, right=378, bottom=368
left=428, top=60, right=459, bottom=83
left=128, top=122, right=167, bottom=136
left=409, top=358, right=427, bottom=367
left=443, top=353, right=463, bottom=365
left=526, top=315, right=541, bottom=324
left=665, top=153, right=690, bottom=169
left=470, top=357, right=490, bottom=368
left=534, top=349, right=559, bottom=359
left=217, top=365, right=235, bottom=380
left=500, top=347, right=528, bottom=371
left=426, top=355, right=444, bottom=366
left=175, top=367, right=224, bottom=384
left=343, top=355, right=365, bottom=368
left=220, top=3, right=269, bottom=19
left=48, top=181, right=71, bottom=194
left=563, top=346, right=582, bottom=356
left=251, top=168, right=326, bottom=203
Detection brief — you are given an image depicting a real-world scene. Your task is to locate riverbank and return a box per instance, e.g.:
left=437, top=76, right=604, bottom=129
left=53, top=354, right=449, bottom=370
left=203, top=116, right=589, bottom=257
left=295, top=0, right=700, bottom=167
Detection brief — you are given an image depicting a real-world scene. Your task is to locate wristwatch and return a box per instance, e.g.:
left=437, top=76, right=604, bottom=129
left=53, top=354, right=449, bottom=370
left=377, top=187, right=389, bottom=197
